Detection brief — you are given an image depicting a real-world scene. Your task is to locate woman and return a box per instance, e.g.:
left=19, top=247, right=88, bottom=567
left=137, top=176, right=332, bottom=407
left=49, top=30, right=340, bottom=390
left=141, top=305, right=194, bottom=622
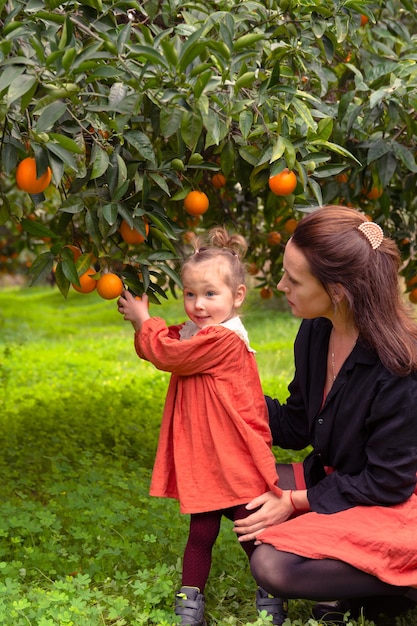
left=234, top=205, right=417, bottom=624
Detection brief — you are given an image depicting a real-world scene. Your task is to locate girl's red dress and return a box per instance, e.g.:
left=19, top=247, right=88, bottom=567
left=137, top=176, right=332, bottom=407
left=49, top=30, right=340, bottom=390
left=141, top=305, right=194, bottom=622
left=135, top=316, right=281, bottom=514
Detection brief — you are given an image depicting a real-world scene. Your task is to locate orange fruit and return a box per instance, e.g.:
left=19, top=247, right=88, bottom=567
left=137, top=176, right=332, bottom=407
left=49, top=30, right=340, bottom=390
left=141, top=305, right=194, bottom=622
left=367, top=185, right=383, bottom=200
left=247, top=262, right=259, bottom=276
left=360, top=14, right=369, bottom=26
left=183, top=231, right=196, bottom=244
left=409, top=288, right=417, bottom=304
left=72, top=268, right=97, bottom=293
left=65, top=244, right=82, bottom=261
left=336, top=173, right=348, bottom=184
left=16, top=157, right=52, bottom=194
left=184, top=190, right=209, bottom=215
left=284, top=218, right=298, bottom=234
left=267, top=231, right=282, bottom=246
left=406, top=275, right=417, bottom=288
left=268, top=169, right=297, bottom=196
left=260, top=286, right=273, bottom=300
left=211, top=173, right=226, bottom=188
left=119, top=219, right=149, bottom=244
left=96, top=272, right=124, bottom=300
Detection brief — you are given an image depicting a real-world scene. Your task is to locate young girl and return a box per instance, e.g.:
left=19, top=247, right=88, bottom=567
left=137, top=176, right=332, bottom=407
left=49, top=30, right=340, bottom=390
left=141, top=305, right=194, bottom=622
left=117, top=227, right=283, bottom=625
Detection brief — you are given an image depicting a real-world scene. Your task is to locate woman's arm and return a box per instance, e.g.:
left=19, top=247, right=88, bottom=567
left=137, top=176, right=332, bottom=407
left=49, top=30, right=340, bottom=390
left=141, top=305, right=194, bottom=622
left=233, top=489, right=310, bottom=542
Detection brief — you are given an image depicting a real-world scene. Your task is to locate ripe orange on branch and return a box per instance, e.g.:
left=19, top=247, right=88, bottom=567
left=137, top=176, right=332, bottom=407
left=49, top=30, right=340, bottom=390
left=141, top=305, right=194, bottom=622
left=16, top=157, right=52, bottom=194
left=284, top=218, right=298, bottom=234
left=260, top=286, right=274, bottom=300
left=267, top=231, right=282, bottom=246
left=65, top=244, right=82, bottom=261
left=72, top=268, right=97, bottom=294
left=366, top=185, right=383, bottom=200
left=211, top=173, right=226, bottom=188
left=119, top=219, right=149, bottom=244
left=184, top=190, right=209, bottom=215
left=409, top=288, right=417, bottom=305
left=96, top=272, right=124, bottom=300
left=268, top=169, right=297, bottom=196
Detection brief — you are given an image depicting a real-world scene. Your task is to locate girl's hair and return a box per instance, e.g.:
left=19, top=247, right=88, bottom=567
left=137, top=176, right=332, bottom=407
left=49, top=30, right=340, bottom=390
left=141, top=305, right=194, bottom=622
left=181, top=227, right=247, bottom=294
left=291, top=205, right=417, bottom=376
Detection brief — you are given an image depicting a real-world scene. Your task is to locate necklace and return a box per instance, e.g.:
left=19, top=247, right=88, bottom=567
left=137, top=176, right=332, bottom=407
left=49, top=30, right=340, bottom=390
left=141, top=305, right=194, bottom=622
left=330, top=328, right=359, bottom=383
left=331, top=339, right=336, bottom=382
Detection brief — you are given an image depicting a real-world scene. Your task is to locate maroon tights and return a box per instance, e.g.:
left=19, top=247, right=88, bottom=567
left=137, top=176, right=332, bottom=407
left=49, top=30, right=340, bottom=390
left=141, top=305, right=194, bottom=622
left=182, top=505, right=256, bottom=592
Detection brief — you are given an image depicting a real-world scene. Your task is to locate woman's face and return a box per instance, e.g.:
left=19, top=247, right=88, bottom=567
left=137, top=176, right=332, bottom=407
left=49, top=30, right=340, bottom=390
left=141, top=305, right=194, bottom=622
left=277, top=239, right=334, bottom=319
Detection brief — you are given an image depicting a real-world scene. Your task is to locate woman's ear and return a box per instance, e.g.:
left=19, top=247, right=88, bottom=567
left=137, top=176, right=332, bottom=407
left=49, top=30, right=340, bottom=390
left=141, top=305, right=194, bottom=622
left=234, top=284, right=246, bottom=308
left=329, top=283, right=346, bottom=305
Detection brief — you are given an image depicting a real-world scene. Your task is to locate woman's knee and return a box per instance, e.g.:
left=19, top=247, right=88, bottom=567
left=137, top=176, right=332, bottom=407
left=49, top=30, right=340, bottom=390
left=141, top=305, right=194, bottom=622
left=250, top=544, right=289, bottom=595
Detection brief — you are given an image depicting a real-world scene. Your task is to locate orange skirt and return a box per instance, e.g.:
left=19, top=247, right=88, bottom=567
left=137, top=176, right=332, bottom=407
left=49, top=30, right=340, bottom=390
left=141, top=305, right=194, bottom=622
left=258, top=491, right=417, bottom=588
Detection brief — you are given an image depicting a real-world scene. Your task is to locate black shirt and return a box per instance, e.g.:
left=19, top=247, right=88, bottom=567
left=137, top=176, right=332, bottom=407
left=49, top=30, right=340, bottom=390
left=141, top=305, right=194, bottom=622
left=266, top=317, right=417, bottom=513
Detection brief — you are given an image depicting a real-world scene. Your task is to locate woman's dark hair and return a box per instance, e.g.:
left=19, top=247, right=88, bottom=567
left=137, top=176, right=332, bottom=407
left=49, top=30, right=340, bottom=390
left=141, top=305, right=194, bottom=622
left=181, top=227, right=247, bottom=295
left=292, top=205, right=417, bottom=375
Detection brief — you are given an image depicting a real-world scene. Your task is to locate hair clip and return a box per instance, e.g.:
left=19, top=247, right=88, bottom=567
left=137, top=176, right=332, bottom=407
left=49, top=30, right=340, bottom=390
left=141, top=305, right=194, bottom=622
left=357, top=221, right=384, bottom=250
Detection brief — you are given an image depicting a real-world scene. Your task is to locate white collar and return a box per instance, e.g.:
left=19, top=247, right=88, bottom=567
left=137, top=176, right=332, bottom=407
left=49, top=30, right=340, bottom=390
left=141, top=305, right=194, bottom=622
left=179, top=316, right=255, bottom=352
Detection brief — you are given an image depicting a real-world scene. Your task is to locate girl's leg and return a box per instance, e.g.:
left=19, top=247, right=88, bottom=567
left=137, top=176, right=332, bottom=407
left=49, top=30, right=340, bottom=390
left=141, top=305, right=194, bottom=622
left=182, top=510, right=222, bottom=592
left=231, top=503, right=258, bottom=559
left=250, top=544, right=409, bottom=601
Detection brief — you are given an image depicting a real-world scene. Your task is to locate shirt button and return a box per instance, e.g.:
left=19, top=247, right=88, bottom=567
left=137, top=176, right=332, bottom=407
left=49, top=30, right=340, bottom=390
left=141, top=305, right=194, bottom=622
left=317, top=418, right=324, bottom=425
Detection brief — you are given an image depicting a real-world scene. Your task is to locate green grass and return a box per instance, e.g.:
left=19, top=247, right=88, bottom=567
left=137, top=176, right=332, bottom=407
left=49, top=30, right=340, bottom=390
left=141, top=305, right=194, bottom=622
left=0, top=285, right=414, bottom=625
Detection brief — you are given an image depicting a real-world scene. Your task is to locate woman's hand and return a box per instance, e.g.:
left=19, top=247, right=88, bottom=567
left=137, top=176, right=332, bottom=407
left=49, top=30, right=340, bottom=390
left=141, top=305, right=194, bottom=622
left=117, top=290, right=150, bottom=331
left=233, top=491, right=293, bottom=543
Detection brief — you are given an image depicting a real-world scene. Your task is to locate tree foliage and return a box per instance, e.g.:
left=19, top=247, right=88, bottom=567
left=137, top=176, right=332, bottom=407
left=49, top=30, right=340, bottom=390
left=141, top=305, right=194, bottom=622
left=1, top=0, right=417, bottom=298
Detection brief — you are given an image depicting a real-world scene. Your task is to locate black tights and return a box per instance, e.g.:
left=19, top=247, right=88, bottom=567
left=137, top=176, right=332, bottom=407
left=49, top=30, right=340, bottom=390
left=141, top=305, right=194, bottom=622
left=182, top=505, right=256, bottom=592
left=250, top=544, right=410, bottom=601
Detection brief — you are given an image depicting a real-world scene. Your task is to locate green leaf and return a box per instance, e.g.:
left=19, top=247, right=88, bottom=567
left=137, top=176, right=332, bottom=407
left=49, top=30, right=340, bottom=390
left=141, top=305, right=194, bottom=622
left=125, top=131, right=156, bottom=163
left=102, top=203, right=120, bottom=226
left=315, top=118, right=333, bottom=141
left=126, top=44, right=169, bottom=69
left=181, top=110, right=203, bottom=151
left=148, top=172, right=170, bottom=196
left=310, top=140, right=362, bottom=165
left=392, top=141, right=417, bottom=173
left=7, top=74, right=37, bottom=106
left=28, top=252, right=54, bottom=286
left=21, top=218, right=56, bottom=239
left=35, top=102, right=67, bottom=133
left=0, top=65, right=25, bottom=94
left=48, top=132, right=85, bottom=154
left=54, top=261, right=71, bottom=297
left=291, top=97, right=317, bottom=131
left=90, top=145, right=110, bottom=179
left=45, top=142, right=79, bottom=170
left=85, top=209, right=102, bottom=247
left=239, top=110, right=253, bottom=140
left=60, top=195, right=85, bottom=214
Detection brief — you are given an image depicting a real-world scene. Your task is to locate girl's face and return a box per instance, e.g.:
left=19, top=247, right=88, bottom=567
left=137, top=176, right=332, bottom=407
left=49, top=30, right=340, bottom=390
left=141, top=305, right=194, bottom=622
left=277, top=239, right=334, bottom=319
left=182, top=260, right=245, bottom=329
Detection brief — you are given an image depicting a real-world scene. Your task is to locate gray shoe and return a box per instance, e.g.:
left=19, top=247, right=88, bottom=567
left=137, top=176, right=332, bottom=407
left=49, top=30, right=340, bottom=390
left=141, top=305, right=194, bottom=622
left=256, top=586, right=288, bottom=625
left=175, top=586, right=206, bottom=625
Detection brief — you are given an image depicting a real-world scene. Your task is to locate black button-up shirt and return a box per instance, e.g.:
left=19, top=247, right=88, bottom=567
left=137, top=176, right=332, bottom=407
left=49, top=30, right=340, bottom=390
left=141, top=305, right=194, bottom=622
left=266, top=317, right=417, bottom=513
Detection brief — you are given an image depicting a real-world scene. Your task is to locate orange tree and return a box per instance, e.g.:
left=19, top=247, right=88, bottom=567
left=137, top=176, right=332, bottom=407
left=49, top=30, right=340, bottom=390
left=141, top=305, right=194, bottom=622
left=1, top=0, right=417, bottom=299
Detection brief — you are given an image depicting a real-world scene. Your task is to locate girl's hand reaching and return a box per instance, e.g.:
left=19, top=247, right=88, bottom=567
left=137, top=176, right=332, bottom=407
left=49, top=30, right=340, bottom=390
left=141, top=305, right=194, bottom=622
left=117, top=290, right=150, bottom=331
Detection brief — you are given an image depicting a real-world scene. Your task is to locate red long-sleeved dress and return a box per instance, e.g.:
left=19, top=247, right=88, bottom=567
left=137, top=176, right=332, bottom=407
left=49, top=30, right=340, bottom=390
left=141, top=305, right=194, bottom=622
left=135, top=316, right=281, bottom=514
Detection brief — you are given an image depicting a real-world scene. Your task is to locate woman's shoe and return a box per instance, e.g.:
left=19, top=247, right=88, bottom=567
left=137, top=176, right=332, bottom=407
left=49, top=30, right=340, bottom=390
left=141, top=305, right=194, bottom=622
left=256, top=587, right=288, bottom=625
left=311, top=600, right=353, bottom=624
left=175, top=586, right=206, bottom=625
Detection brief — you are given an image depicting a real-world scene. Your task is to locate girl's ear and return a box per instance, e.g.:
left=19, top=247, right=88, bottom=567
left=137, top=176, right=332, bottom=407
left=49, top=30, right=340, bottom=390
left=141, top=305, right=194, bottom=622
left=234, top=284, right=246, bottom=308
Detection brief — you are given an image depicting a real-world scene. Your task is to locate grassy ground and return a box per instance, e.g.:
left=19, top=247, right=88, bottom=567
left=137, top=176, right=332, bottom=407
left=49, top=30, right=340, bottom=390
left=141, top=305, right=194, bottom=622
left=0, top=285, right=414, bottom=625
